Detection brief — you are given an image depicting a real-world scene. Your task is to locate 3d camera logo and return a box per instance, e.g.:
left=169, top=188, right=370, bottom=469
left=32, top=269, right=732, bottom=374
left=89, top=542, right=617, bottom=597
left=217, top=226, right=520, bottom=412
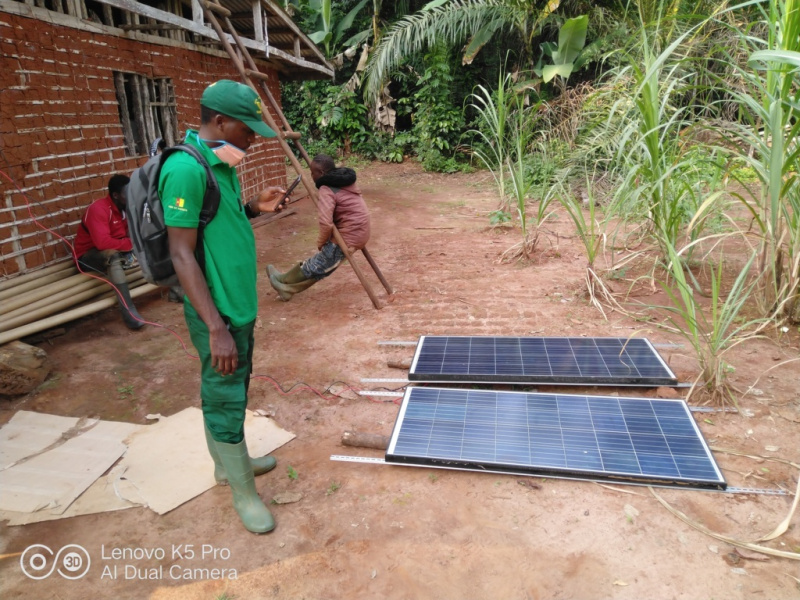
left=20, top=544, right=91, bottom=580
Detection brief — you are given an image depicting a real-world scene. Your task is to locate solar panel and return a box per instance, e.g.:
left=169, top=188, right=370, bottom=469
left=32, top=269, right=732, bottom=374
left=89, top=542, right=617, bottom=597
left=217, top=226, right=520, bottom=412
left=386, top=387, right=725, bottom=490
left=408, top=336, right=678, bottom=386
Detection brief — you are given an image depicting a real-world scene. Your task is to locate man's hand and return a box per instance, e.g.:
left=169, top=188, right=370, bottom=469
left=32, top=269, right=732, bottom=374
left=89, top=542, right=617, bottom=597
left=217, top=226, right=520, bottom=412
left=209, top=325, right=239, bottom=376
left=168, top=226, right=239, bottom=376
left=254, top=186, right=287, bottom=213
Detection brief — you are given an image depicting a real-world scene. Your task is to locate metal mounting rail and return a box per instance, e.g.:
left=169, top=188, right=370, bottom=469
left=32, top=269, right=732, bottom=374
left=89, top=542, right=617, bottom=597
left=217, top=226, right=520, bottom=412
left=361, top=377, right=692, bottom=389
left=378, top=341, right=686, bottom=349
left=330, top=456, right=788, bottom=495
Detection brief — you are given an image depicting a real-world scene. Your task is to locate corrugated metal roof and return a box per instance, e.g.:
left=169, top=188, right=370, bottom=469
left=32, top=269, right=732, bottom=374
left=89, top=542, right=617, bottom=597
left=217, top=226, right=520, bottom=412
left=215, top=0, right=334, bottom=80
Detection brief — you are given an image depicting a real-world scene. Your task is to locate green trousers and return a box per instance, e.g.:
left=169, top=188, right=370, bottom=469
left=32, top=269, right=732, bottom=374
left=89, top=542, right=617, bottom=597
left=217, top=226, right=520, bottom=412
left=184, top=302, right=255, bottom=444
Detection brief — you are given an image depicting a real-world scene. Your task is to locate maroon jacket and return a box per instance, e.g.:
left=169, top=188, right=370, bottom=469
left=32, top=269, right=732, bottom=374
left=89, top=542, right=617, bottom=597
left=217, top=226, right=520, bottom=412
left=316, top=182, right=370, bottom=251
left=74, top=194, right=132, bottom=257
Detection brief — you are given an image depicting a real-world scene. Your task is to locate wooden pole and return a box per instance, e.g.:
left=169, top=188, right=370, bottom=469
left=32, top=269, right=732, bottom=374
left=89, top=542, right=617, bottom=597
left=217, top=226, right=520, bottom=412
left=0, top=276, right=148, bottom=333
left=0, top=284, right=159, bottom=345
left=341, top=430, right=389, bottom=450
left=0, top=262, right=75, bottom=293
left=1, top=271, right=144, bottom=320
left=362, top=247, right=394, bottom=294
left=204, top=5, right=389, bottom=309
left=0, top=270, right=80, bottom=301
left=1, top=278, right=107, bottom=319
left=0, top=268, right=143, bottom=314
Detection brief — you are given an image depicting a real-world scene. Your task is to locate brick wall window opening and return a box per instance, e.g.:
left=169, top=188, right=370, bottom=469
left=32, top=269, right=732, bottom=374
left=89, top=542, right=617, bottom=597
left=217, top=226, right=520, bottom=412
left=113, top=72, right=179, bottom=157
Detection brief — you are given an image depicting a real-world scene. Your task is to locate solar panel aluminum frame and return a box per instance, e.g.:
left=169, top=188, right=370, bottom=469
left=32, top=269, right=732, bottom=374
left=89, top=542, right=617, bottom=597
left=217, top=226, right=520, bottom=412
left=408, top=336, right=678, bottom=386
left=386, top=387, right=726, bottom=491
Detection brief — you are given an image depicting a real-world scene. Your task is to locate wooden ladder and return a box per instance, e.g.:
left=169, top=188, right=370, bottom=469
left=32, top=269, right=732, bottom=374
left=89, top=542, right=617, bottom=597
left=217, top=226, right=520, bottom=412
left=201, top=0, right=393, bottom=309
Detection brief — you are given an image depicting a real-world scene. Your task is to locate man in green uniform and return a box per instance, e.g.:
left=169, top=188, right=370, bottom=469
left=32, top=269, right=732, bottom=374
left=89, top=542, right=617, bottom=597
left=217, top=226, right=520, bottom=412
left=159, top=80, right=285, bottom=534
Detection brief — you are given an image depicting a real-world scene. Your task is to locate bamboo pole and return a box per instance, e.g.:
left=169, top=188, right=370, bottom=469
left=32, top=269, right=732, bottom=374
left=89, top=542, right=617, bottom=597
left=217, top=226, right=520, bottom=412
left=1, top=273, right=101, bottom=312
left=2, top=279, right=107, bottom=320
left=0, top=273, right=147, bottom=332
left=0, top=262, right=76, bottom=292
left=0, top=284, right=159, bottom=345
left=1, top=268, right=144, bottom=314
left=0, top=269, right=80, bottom=301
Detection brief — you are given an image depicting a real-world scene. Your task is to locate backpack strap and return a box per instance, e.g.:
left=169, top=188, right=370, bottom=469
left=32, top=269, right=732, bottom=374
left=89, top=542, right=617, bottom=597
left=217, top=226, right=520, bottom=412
left=159, top=144, right=221, bottom=275
left=168, top=144, right=221, bottom=226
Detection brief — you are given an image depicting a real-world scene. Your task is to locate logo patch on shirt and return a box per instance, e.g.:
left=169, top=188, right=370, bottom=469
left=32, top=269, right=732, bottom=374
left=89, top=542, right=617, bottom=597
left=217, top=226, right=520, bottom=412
left=167, top=197, right=188, bottom=213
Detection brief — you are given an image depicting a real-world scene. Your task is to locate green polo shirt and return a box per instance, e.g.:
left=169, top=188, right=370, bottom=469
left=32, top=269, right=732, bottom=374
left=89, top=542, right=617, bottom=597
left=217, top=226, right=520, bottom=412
left=159, top=130, right=257, bottom=327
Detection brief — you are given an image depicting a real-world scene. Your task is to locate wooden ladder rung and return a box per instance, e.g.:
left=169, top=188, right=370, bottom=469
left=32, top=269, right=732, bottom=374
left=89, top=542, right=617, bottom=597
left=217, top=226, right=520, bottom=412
left=203, top=0, right=231, bottom=17
left=245, top=69, right=270, bottom=81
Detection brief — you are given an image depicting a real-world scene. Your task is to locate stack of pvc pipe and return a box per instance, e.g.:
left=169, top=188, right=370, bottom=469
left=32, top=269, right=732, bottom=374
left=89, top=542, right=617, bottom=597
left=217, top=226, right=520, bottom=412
left=0, top=262, right=159, bottom=345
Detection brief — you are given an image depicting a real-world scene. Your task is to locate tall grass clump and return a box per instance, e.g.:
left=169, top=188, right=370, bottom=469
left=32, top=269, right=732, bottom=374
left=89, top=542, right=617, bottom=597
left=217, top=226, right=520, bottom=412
left=655, top=241, right=768, bottom=405
left=706, top=0, right=800, bottom=323
left=469, top=71, right=512, bottom=211
left=576, top=7, right=721, bottom=265
left=469, top=69, right=553, bottom=260
left=555, top=178, right=621, bottom=319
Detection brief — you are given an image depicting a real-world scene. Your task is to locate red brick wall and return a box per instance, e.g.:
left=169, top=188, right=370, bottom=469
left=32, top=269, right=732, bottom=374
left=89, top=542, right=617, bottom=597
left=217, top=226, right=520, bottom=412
left=0, top=10, right=286, bottom=277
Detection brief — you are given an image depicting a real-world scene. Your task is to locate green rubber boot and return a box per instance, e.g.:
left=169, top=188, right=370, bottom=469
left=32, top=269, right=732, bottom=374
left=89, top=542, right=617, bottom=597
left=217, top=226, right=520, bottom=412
left=270, top=263, right=305, bottom=284
left=267, top=263, right=316, bottom=301
left=204, top=426, right=276, bottom=485
left=109, top=257, right=145, bottom=330
left=269, top=277, right=317, bottom=302
left=213, top=437, right=275, bottom=534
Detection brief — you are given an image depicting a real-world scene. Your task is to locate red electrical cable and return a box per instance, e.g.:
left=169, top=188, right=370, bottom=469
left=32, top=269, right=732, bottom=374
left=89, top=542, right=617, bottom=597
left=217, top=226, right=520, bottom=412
left=1, top=167, right=402, bottom=402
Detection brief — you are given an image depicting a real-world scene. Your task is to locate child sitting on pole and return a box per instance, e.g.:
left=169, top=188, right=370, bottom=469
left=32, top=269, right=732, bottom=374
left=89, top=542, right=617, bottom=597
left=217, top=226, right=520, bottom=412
left=267, top=154, right=370, bottom=301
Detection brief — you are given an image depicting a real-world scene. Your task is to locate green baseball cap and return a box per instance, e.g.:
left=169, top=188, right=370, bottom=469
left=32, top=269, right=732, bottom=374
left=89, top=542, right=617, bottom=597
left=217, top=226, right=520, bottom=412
left=201, top=80, right=276, bottom=138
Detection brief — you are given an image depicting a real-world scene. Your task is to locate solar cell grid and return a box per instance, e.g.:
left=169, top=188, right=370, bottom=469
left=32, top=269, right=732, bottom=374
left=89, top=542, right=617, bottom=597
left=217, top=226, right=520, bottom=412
left=408, top=336, right=678, bottom=386
left=386, top=387, right=725, bottom=490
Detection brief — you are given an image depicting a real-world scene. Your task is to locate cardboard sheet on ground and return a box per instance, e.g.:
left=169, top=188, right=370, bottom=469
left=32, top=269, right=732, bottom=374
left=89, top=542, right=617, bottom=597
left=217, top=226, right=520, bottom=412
left=116, top=407, right=295, bottom=515
left=0, top=408, right=294, bottom=524
left=0, top=463, right=147, bottom=526
left=0, top=411, right=80, bottom=470
left=0, top=416, right=139, bottom=514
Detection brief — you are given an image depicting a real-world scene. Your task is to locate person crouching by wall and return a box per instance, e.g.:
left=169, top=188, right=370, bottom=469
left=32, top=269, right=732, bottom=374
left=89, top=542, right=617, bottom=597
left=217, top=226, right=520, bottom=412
left=73, top=174, right=145, bottom=330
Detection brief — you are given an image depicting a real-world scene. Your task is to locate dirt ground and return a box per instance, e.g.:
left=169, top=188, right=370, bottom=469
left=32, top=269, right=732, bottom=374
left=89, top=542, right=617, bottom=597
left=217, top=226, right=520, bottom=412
left=1, top=161, right=799, bottom=600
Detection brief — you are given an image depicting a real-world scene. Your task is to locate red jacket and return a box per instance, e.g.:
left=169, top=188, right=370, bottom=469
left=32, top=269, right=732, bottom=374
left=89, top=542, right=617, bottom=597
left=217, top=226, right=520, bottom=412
left=73, top=194, right=132, bottom=257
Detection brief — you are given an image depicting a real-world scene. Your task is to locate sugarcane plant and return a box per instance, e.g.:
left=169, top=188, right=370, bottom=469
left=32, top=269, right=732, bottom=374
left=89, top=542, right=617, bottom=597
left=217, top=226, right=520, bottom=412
left=707, top=0, right=800, bottom=323
left=468, top=71, right=513, bottom=212
left=594, top=6, right=714, bottom=265
left=555, top=177, right=622, bottom=319
left=655, top=239, right=768, bottom=405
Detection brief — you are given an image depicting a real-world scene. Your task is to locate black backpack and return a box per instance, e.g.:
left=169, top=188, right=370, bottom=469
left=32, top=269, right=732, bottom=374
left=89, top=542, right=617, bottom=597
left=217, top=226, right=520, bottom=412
left=125, top=144, right=220, bottom=287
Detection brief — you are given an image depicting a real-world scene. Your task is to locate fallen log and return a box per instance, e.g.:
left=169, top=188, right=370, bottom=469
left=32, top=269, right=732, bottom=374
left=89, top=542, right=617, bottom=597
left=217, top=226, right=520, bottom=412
left=341, top=430, right=390, bottom=450
left=387, top=359, right=412, bottom=370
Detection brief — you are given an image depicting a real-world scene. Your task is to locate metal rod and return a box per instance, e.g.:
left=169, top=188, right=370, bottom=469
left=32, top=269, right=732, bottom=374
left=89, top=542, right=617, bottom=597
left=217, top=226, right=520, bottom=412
left=329, top=456, right=744, bottom=493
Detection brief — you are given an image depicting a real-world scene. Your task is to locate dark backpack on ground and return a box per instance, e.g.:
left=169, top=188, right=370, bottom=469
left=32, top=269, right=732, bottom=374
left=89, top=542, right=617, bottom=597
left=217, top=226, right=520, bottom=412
left=125, top=144, right=220, bottom=287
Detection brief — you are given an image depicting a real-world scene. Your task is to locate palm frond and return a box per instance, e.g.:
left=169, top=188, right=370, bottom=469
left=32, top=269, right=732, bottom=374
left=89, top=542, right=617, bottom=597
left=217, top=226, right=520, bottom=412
left=363, top=0, right=513, bottom=99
